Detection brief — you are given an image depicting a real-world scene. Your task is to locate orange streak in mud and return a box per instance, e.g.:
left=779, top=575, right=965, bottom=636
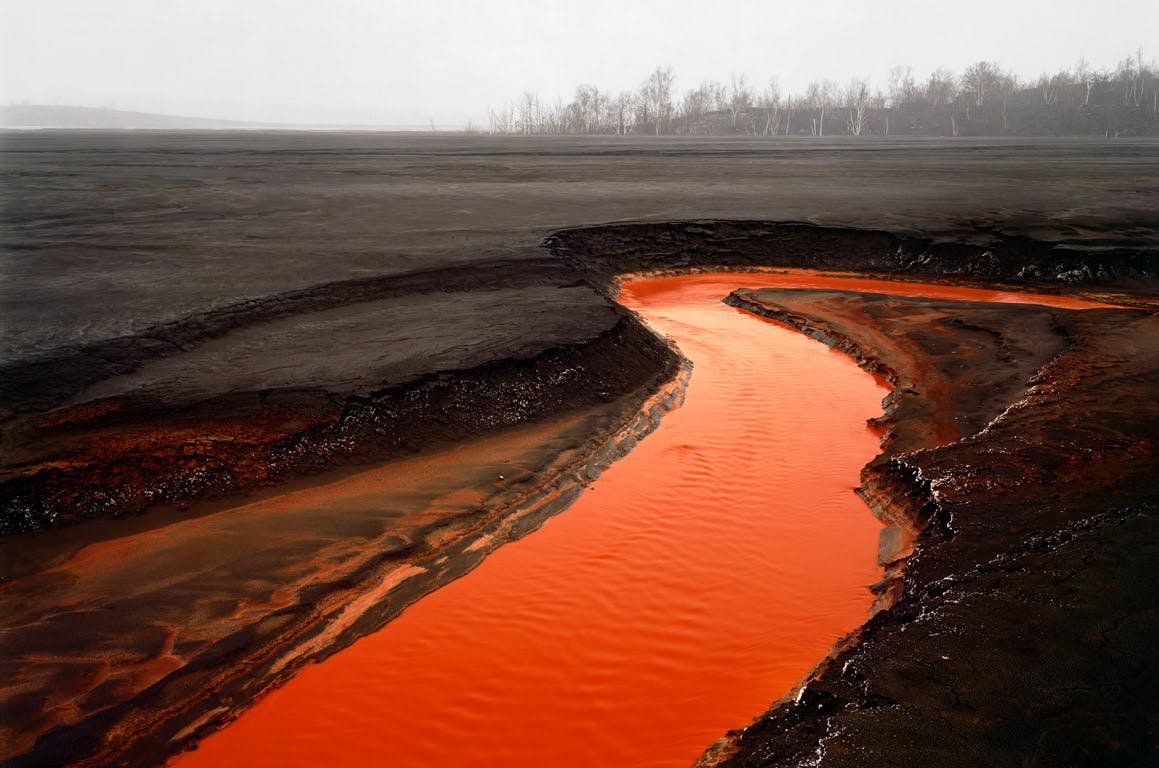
left=615, top=270, right=1117, bottom=310
left=177, top=274, right=1099, bottom=768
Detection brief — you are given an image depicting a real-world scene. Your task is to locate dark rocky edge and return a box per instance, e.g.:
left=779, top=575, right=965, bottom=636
left=700, top=289, right=1158, bottom=768
left=548, top=219, right=1159, bottom=293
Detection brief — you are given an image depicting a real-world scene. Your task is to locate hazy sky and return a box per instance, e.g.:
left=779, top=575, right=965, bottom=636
left=2, top=0, right=1155, bottom=126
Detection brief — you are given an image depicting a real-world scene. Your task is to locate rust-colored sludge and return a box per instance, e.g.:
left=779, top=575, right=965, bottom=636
left=183, top=273, right=1076, bottom=767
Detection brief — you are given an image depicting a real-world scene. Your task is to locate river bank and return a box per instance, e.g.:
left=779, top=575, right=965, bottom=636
left=702, top=288, right=1158, bottom=767
left=6, top=268, right=1151, bottom=767
left=3, top=135, right=1157, bottom=766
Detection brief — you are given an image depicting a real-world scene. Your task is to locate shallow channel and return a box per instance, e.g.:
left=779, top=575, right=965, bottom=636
left=176, top=273, right=1101, bottom=767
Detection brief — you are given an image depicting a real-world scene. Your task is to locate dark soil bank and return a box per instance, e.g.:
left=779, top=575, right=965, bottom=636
left=704, top=290, right=1159, bottom=768
left=2, top=134, right=1158, bottom=767
left=6, top=134, right=1156, bottom=534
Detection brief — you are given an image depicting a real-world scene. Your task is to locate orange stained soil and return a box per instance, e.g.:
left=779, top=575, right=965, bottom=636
left=178, top=273, right=1105, bottom=768
left=617, top=270, right=1118, bottom=310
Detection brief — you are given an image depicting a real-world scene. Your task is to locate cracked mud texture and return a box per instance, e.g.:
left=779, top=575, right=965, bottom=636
left=705, top=289, right=1158, bottom=768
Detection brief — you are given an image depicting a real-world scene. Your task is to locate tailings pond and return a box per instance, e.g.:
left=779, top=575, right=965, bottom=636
left=177, top=273, right=1104, bottom=767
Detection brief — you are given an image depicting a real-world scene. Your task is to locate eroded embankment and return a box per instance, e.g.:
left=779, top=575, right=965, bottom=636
left=547, top=220, right=1158, bottom=294
left=0, top=357, right=691, bottom=768
left=3, top=220, right=1157, bottom=768
left=169, top=273, right=890, bottom=768
left=699, top=288, right=1158, bottom=768
left=0, top=260, right=671, bottom=534
left=5, top=221, right=1156, bottom=536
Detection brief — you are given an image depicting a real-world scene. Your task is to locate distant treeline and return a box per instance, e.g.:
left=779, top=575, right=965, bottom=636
left=489, top=50, right=1158, bottom=137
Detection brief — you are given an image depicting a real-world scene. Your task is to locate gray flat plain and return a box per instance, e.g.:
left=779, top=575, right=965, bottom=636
left=3, top=132, right=1157, bottom=365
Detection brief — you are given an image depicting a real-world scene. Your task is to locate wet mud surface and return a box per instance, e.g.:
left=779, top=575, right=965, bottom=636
left=1, top=384, right=689, bottom=768
left=705, top=289, right=1158, bottom=767
left=171, top=274, right=888, bottom=768
left=2, top=134, right=1158, bottom=766
left=4, top=135, right=1158, bottom=534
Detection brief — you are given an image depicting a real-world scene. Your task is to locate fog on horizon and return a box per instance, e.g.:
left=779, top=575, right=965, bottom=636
left=2, top=0, right=1156, bottom=127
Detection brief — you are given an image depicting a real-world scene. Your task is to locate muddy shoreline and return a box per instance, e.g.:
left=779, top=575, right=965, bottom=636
left=5, top=221, right=1155, bottom=535
left=4, top=221, right=1159, bottom=766
left=3, top=134, right=1158, bottom=766
left=703, top=289, right=1158, bottom=767
left=2, top=353, right=692, bottom=768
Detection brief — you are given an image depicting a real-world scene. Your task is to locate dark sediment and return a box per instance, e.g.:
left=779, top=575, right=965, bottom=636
left=548, top=219, right=1159, bottom=293
left=6, top=220, right=1157, bottom=536
left=3, top=134, right=1158, bottom=767
left=0, top=277, right=660, bottom=533
left=702, top=289, right=1159, bottom=768
left=0, top=327, right=689, bottom=768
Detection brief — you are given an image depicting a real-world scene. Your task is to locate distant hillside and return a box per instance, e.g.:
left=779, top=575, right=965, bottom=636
left=0, top=105, right=281, bottom=130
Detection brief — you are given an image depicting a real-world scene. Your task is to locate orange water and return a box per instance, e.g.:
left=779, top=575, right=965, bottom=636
left=178, top=274, right=1101, bottom=768
left=618, top=271, right=1116, bottom=310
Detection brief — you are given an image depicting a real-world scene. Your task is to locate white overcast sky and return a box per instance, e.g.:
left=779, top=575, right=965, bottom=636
left=2, top=0, right=1155, bottom=126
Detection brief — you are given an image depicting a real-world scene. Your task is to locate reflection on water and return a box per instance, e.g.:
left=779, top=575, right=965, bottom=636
left=178, top=274, right=900, bottom=767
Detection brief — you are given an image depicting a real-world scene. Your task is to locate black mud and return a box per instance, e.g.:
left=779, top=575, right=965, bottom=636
left=702, top=290, right=1159, bottom=768
left=2, top=134, right=1158, bottom=768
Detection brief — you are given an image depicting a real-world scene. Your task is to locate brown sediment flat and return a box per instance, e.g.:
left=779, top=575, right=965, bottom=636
left=702, top=287, right=1158, bottom=767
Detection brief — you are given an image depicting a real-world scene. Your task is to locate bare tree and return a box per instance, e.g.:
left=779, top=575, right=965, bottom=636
left=488, top=105, right=507, bottom=134
left=499, top=47, right=1158, bottom=137
left=641, top=66, right=676, bottom=135
left=608, top=91, right=634, bottom=135
left=1073, top=58, right=1097, bottom=107
left=1037, top=73, right=1058, bottom=105
left=926, top=67, right=956, bottom=107
left=805, top=79, right=838, bottom=136
left=1116, top=48, right=1154, bottom=108
left=728, top=73, right=753, bottom=129
left=679, top=79, right=725, bottom=133
left=1117, top=53, right=1139, bottom=106
left=998, top=71, right=1019, bottom=131
left=887, top=65, right=918, bottom=107
left=758, top=78, right=781, bottom=135
left=961, top=61, right=1002, bottom=107
left=804, top=81, right=821, bottom=134
left=518, top=91, right=539, bottom=134
left=846, top=78, right=871, bottom=136
left=568, top=84, right=604, bottom=133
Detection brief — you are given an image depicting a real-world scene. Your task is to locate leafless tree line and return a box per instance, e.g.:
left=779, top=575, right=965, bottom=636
left=487, top=49, right=1157, bottom=136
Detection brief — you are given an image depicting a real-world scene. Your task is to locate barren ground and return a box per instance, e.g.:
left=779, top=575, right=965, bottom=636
left=1, top=133, right=1157, bottom=767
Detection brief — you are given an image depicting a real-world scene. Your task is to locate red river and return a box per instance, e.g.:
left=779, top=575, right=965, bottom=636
left=177, top=273, right=1106, bottom=767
